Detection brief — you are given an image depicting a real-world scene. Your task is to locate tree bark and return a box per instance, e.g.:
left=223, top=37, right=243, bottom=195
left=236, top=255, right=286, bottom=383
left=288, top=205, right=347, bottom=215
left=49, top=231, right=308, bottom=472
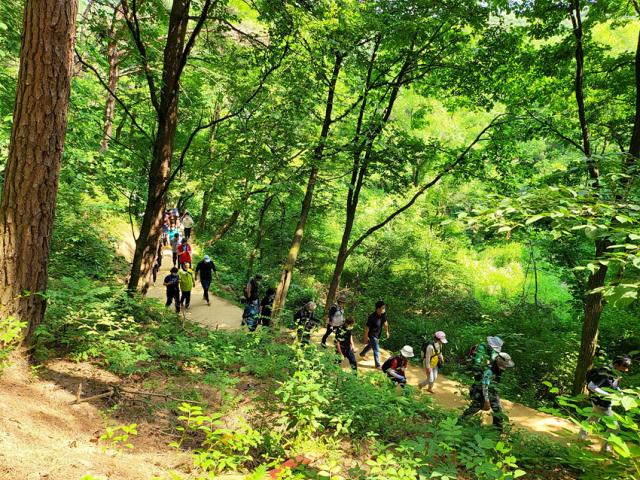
left=272, top=53, right=343, bottom=316
left=207, top=209, right=240, bottom=246
left=198, top=188, right=212, bottom=232
left=569, top=0, right=606, bottom=394
left=99, top=5, right=123, bottom=153
left=127, top=0, right=192, bottom=294
left=0, top=0, right=78, bottom=341
left=246, top=195, right=274, bottom=279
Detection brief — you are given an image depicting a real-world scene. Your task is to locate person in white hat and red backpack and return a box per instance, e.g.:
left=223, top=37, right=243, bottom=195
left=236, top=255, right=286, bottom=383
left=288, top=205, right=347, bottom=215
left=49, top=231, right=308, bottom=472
left=419, top=331, right=447, bottom=393
left=382, top=345, right=414, bottom=387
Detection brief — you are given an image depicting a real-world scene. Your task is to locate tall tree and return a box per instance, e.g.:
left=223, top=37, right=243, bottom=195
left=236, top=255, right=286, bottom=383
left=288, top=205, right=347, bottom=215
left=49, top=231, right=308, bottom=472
left=0, top=0, right=78, bottom=340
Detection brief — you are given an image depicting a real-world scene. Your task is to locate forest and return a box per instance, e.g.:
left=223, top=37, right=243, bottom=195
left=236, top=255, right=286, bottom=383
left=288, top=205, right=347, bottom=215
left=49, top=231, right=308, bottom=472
left=0, top=0, right=639, bottom=478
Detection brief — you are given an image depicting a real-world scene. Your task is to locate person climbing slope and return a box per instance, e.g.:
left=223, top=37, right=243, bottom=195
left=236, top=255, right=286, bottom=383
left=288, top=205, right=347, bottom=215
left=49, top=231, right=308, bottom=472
left=182, top=211, right=194, bottom=240
left=163, top=267, right=181, bottom=313
left=170, top=232, right=180, bottom=267
left=578, top=355, right=632, bottom=452
left=471, top=336, right=504, bottom=378
left=360, top=300, right=390, bottom=368
left=178, top=262, right=194, bottom=310
left=321, top=293, right=347, bottom=348
left=259, top=287, right=276, bottom=328
left=195, top=255, right=218, bottom=306
left=293, top=301, right=318, bottom=344
left=461, top=352, right=515, bottom=432
left=382, top=345, right=414, bottom=387
left=243, top=274, right=262, bottom=329
left=418, top=331, right=447, bottom=393
left=177, top=238, right=192, bottom=268
left=335, top=317, right=357, bottom=371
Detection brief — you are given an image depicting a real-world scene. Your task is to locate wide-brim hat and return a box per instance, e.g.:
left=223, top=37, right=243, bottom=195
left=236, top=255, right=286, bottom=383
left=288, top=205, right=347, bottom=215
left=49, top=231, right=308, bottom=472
left=487, top=336, right=504, bottom=352
left=400, top=345, right=414, bottom=358
left=496, top=352, right=515, bottom=368
left=337, top=294, right=347, bottom=302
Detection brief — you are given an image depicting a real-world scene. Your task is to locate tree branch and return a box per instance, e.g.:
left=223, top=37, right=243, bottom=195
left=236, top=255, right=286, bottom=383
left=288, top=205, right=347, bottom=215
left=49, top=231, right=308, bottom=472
left=121, top=0, right=160, bottom=112
left=346, top=116, right=510, bottom=256
left=76, top=49, right=153, bottom=143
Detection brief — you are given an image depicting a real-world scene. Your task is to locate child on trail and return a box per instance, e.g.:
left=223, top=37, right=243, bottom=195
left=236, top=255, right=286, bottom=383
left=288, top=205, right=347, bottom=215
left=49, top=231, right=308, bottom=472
left=163, top=267, right=180, bottom=313
left=321, top=294, right=347, bottom=348
left=195, top=255, right=218, bottom=306
left=293, top=301, right=318, bottom=344
left=335, top=317, right=357, bottom=371
left=177, top=238, right=192, bottom=268
left=418, top=331, right=447, bottom=393
left=382, top=346, right=414, bottom=387
left=461, top=352, right=515, bottom=432
left=360, top=300, right=390, bottom=368
left=178, top=262, right=194, bottom=310
left=578, top=355, right=632, bottom=452
left=170, top=233, right=180, bottom=267
left=259, top=287, right=276, bottom=328
left=182, top=211, right=194, bottom=240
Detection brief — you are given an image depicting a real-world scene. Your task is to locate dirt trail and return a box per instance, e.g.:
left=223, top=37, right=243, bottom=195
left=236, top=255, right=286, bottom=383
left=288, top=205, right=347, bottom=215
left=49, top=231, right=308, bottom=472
left=145, top=242, right=579, bottom=443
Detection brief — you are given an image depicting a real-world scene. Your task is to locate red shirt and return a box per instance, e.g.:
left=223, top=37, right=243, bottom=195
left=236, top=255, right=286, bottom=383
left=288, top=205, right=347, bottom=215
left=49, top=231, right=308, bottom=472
left=177, top=243, right=192, bottom=264
left=387, top=356, right=408, bottom=375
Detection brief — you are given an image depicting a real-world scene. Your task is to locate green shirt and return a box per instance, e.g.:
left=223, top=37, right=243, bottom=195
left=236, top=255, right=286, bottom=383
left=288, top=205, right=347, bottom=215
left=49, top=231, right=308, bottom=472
left=178, top=268, right=194, bottom=292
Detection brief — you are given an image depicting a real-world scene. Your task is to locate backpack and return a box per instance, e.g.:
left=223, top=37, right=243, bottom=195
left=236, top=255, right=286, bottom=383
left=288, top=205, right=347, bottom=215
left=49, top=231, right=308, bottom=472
left=421, top=341, right=441, bottom=368
left=465, top=344, right=479, bottom=366
left=381, top=356, right=394, bottom=373
left=586, top=366, right=610, bottom=384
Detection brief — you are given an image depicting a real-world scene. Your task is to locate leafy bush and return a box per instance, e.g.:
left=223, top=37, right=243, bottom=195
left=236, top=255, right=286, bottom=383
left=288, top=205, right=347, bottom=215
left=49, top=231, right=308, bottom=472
left=0, top=316, right=26, bottom=372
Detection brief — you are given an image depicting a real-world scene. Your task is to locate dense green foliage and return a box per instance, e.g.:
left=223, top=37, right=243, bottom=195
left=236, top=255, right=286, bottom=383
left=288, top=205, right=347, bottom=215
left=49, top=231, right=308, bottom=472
left=1, top=0, right=640, bottom=477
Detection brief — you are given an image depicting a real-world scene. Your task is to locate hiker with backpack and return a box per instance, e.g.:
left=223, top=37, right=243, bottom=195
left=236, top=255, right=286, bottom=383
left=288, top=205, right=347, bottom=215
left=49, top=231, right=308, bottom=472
left=163, top=267, right=181, bottom=313
left=178, top=262, right=194, bottom=310
left=335, top=317, right=357, bottom=371
left=259, top=287, right=276, bottom=328
left=470, top=336, right=504, bottom=377
left=418, top=331, right=447, bottom=393
left=195, top=255, right=218, bottom=306
left=242, top=274, right=262, bottom=329
left=177, top=238, right=192, bottom=268
left=382, top=346, right=415, bottom=387
left=293, top=301, right=318, bottom=344
left=578, top=355, right=632, bottom=452
left=461, top=352, right=515, bottom=432
left=359, top=300, right=390, bottom=369
left=182, top=211, right=194, bottom=240
left=170, top=232, right=180, bottom=267
left=321, top=294, right=347, bottom=348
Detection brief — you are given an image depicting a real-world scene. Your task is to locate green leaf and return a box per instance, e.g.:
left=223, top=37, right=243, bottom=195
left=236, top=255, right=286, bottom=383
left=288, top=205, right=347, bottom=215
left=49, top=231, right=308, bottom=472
left=525, top=214, right=545, bottom=225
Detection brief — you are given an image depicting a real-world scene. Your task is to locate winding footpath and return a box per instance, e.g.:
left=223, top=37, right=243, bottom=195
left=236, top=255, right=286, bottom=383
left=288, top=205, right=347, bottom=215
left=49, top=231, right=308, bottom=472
left=121, top=236, right=583, bottom=444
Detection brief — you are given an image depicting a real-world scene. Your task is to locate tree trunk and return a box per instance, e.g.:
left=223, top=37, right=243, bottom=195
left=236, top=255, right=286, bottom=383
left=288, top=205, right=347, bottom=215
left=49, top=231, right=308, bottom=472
left=127, top=0, right=191, bottom=294
left=99, top=6, right=123, bottom=153
left=0, top=0, right=78, bottom=341
left=246, top=195, right=274, bottom=279
left=272, top=53, right=343, bottom=316
left=208, top=210, right=240, bottom=246
left=572, top=240, right=608, bottom=394
left=198, top=188, right=212, bottom=232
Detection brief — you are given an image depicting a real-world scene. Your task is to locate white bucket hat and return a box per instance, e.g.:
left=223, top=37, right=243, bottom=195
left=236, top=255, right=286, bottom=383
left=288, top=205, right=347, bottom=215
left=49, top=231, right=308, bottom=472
left=496, top=352, right=515, bottom=369
left=487, top=336, right=504, bottom=352
left=434, top=331, right=448, bottom=344
left=306, top=301, right=317, bottom=311
left=400, top=345, right=415, bottom=358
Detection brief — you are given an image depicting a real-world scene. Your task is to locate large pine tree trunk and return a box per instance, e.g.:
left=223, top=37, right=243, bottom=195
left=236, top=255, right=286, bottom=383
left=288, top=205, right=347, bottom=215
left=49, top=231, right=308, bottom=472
left=127, top=0, right=191, bottom=294
left=0, top=0, right=78, bottom=341
left=272, top=54, right=343, bottom=316
left=99, top=6, right=123, bottom=153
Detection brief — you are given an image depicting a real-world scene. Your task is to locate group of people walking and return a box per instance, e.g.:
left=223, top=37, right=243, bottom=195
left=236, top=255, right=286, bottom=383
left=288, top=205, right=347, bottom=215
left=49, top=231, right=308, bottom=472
left=159, top=232, right=633, bottom=443
left=159, top=207, right=218, bottom=312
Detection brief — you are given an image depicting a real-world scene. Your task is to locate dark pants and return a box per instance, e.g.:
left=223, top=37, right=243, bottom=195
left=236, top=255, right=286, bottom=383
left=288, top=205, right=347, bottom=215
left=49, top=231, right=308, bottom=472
left=297, top=326, right=312, bottom=344
left=321, top=325, right=335, bottom=345
left=342, top=348, right=357, bottom=370
left=360, top=335, right=381, bottom=367
left=180, top=290, right=191, bottom=308
left=172, top=252, right=178, bottom=267
left=152, top=265, right=159, bottom=284
left=462, top=385, right=506, bottom=431
left=166, top=290, right=180, bottom=312
left=260, top=315, right=271, bottom=328
left=184, top=227, right=192, bottom=240
left=201, top=278, right=211, bottom=302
